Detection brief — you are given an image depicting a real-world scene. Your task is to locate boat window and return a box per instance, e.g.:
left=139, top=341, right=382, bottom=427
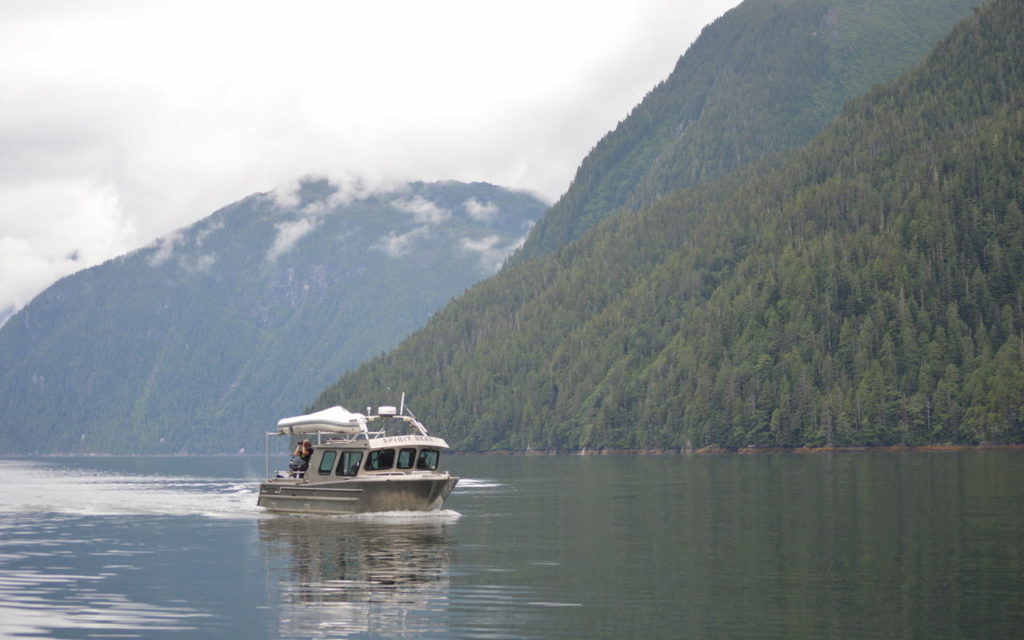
left=365, top=449, right=396, bottom=471
left=318, top=450, right=337, bottom=474
left=397, top=448, right=417, bottom=470
left=416, top=449, right=439, bottom=471
left=337, top=451, right=362, bottom=476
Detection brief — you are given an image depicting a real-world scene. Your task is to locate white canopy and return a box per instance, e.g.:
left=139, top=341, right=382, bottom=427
left=275, top=406, right=367, bottom=435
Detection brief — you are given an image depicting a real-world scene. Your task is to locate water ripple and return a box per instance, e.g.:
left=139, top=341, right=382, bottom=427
left=0, top=459, right=263, bottom=519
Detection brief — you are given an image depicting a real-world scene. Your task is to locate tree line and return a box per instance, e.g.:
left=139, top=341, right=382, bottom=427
left=315, top=0, right=1023, bottom=451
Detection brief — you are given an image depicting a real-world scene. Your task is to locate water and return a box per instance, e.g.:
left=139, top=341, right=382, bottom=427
left=0, top=451, right=1021, bottom=639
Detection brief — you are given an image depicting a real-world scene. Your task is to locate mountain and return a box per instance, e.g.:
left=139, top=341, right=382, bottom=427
left=0, top=180, right=546, bottom=453
left=315, top=0, right=1024, bottom=450
left=513, top=0, right=982, bottom=263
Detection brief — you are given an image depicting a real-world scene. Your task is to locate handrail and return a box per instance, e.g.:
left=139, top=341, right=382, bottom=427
left=263, top=399, right=432, bottom=480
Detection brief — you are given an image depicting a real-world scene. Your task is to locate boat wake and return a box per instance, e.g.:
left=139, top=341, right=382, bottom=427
left=332, top=508, right=461, bottom=522
left=0, top=459, right=264, bottom=519
left=453, top=477, right=506, bottom=490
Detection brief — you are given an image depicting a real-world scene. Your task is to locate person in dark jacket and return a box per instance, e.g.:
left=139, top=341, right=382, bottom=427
left=289, top=440, right=313, bottom=473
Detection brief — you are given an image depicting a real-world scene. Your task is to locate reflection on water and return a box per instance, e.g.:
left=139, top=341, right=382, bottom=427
left=0, top=514, right=214, bottom=638
left=0, top=453, right=1021, bottom=639
left=443, top=452, right=1024, bottom=640
left=0, top=457, right=278, bottom=640
left=260, top=512, right=459, bottom=638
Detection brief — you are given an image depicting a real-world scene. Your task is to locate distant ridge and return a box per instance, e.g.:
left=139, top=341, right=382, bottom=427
left=0, top=180, right=546, bottom=453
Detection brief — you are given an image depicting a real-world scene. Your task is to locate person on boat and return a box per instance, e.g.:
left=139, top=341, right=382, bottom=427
left=289, top=440, right=313, bottom=473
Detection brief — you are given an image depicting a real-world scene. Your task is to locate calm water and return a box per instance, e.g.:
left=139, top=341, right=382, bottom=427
left=0, top=451, right=1021, bottom=639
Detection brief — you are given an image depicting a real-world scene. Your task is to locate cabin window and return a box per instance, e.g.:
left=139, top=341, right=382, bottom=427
left=318, top=450, right=337, bottom=474
left=337, top=451, right=363, bottom=476
left=365, top=449, right=396, bottom=471
left=397, top=448, right=417, bottom=470
left=417, top=449, right=439, bottom=471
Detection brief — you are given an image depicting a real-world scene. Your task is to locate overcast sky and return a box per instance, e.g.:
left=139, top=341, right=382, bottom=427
left=0, top=0, right=739, bottom=317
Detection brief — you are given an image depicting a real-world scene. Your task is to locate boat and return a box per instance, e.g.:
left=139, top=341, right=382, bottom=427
left=257, top=399, right=459, bottom=515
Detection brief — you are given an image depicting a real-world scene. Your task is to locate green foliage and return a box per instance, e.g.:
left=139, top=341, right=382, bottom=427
left=513, top=0, right=981, bottom=264
left=318, top=0, right=1024, bottom=450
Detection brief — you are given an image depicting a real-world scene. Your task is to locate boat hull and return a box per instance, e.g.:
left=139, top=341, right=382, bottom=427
left=257, top=475, right=459, bottom=515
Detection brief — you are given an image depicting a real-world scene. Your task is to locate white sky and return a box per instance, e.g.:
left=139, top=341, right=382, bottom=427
left=0, top=0, right=739, bottom=316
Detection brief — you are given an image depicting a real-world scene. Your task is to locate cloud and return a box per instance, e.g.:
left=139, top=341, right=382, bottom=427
left=269, top=179, right=304, bottom=211
left=373, top=227, right=431, bottom=259
left=147, top=232, right=184, bottom=267
left=322, top=174, right=392, bottom=209
left=267, top=217, right=321, bottom=262
left=392, top=196, right=451, bottom=225
left=265, top=174, right=399, bottom=261
left=463, top=197, right=500, bottom=223
left=0, top=235, right=76, bottom=318
left=180, top=252, right=218, bottom=273
left=0, top=178, right=136, bottom=311
left=195, top=220, right=225, bottom=247
left=0, top=0, right=739, bottom=314
left=146, top=223, right=223, bottom=270
left=269, top=173, right=394, bottom=215
left=461, top=235, right=513, bottom=274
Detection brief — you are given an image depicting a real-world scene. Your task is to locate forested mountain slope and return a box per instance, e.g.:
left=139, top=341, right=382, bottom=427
left=317, top=0, right=1024, bottom=450
left=513, top=0, right=981, bottom=263
left=0, top=180, right=545, bottom=453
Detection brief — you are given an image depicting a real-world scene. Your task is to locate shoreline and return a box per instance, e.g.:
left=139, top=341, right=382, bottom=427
left=10, top=443, right=1024, bottom=458
left=451, top=443, right=1024, bottom=456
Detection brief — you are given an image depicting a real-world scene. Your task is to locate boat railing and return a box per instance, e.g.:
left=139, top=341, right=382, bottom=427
left=365, top=414, right=429, bottom=437
left=263, top=398, right=431, bottom=479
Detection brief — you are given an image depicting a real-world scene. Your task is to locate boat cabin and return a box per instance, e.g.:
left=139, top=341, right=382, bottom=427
left=303, top=435, right=448, bottom=480
left=264, top=403, right=451, bottom=483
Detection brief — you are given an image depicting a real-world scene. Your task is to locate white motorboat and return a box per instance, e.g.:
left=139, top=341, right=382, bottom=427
left=258, top=400, right=458, bottom=515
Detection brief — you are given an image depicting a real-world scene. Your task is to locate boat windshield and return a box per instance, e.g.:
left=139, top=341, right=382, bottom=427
left=397, top=448, right=417, bottom=469
left=417, top=449, right=439, bottom=470
left=365, top=449, right=396, bottom=471
left=356, top=447, right=442, bottom=472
